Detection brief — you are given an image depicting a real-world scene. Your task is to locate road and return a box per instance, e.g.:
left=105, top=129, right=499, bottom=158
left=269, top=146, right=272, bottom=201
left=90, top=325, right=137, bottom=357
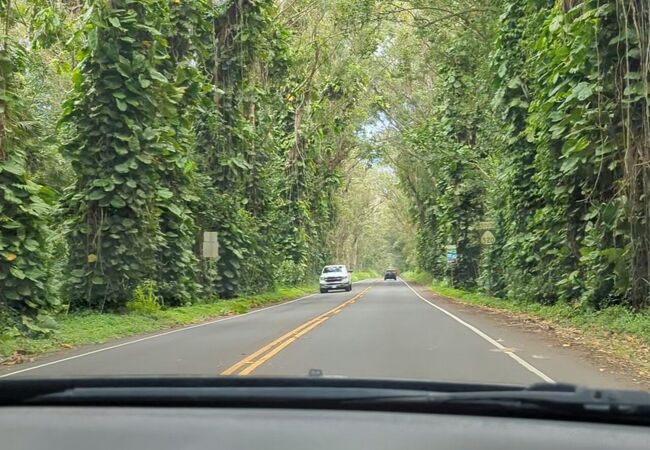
left=0, top=280, right=638, bottom=388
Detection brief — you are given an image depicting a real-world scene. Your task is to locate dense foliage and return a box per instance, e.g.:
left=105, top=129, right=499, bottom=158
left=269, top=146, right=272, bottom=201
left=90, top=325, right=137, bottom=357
left=372, top=0, right=650, bottom=310
left=0, top=0, right=60, bottom=332
left=1, top=0, right=383, bottom=335
left=491, top=0, right=650, bottom=310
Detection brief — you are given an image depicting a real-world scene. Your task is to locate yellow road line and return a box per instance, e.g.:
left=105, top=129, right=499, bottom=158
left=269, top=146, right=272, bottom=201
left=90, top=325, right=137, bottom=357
left=238, top=317, right=329, bottom=375
left=221, top=287, right=371, bottom=376
left=220, top=316, right=323, bottom=375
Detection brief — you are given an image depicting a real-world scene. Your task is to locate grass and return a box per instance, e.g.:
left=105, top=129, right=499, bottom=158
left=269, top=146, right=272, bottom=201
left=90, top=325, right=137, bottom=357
left=351, top=270, right=379, bottom=282
left=400, top=270, right=433, bottom=286
left=401, top=271, right=650, bottom=377
left=0, top=272, right=378, bottom=362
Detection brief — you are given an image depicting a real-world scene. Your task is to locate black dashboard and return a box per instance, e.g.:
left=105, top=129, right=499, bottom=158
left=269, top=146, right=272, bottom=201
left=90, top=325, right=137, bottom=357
left=2, top=377, right=649, bottom=449
left=2, top=406, right=649, bottom=450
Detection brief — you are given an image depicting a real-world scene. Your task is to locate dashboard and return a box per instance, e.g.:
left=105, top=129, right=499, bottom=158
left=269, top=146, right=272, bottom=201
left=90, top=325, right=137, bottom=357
left=2, top=406, right=648, bottom=450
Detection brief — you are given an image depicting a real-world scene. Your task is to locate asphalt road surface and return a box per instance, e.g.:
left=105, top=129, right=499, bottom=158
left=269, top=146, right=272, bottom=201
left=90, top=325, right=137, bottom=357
left=0, top=280, right=638, bottom=388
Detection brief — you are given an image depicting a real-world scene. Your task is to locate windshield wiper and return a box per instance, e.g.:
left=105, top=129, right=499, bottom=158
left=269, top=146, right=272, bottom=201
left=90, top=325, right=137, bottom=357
left=342, top=383, right=650, bottom=425
left=2, top=378, right=648, bottom=425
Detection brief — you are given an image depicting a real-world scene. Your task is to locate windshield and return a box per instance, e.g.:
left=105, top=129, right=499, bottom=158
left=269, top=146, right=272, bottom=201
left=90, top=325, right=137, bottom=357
left=1, top=0, right=649, bottom=403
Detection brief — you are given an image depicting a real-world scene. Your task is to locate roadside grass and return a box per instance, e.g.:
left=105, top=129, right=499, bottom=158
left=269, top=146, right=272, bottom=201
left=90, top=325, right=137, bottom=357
left=1, top=271, right=379, bottom=363
left=401, top=271, right=650, bottom=377
left=400, top=270, right=433, bottom=286
left=351, top=270, right=378, bottom=282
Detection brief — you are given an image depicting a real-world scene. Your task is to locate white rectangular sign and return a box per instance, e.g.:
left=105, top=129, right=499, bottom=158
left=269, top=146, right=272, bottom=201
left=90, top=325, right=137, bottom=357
left=202, top=231, right=219, bottom=259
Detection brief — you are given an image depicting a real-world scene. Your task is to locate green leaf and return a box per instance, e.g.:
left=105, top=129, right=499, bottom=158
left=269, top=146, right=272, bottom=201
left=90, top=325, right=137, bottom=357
left=108, top=17, right=121, bottom=28
left=71, top=69, right=83, bottom=86
left=23, top=239, right=39, bottom=252
left=142, top=127, right=156, bottom=140
left=572, top=82, right=593, bottom=101
left=167, top=204, right=182, bottom=216
left=231, top=158, right=250, bottom=170
left=1, top=160, right=25, bottom=176
left=138, top=76, right=151, bottom=89
left=549, top=15, right=563, bottom=33
left=113, top=133, right=131, bottom=142
left=110, top=197, right=126, bottom=208
left=157, top=188, right=173, bottom=199
left=116, top=98, right=127, bottom=112
left=560, top=156, right=580, bottom=174
left=136, top=154, right=153, bottom=164
left=36, top=314, right=59, bottom=330
left=10, top=266, right=26, bottom=280
left=3, top=188, right=23, bottom=205
left=115, top=162, right=130, bottom=173
left=88, top=190, right=106, bottom=201
left=149, top=70, right=167, bottom=83
left=497, top=62, right=507, bottom=79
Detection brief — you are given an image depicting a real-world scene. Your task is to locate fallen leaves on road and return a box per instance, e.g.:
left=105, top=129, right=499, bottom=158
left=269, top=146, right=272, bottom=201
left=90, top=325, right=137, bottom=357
left=0, top=354, right=28, bottom=366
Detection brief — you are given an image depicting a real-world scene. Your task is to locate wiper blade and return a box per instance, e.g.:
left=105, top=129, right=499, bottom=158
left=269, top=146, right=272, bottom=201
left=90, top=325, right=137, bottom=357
left=343, top=384, right=650, bottom=424
left=2, top=377, right=648, bottom=425
left=0, top=376, right=522, bottom=405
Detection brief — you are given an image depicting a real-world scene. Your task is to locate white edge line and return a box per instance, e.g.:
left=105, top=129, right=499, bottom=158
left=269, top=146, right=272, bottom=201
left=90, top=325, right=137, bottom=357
left=0, top=293, right=317, bottom=379
left=400, top=279, right=555, bottom=384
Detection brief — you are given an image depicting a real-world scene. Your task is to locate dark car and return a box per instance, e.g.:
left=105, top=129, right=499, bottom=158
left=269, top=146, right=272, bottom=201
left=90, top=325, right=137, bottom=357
left=384, top=269, right=398, bottom=280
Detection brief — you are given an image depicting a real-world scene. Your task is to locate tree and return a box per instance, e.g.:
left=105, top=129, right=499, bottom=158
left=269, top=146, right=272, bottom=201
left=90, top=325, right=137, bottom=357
left=0, top=0, right=58, bottom=327
left=61, top=0, right=187, bottom=308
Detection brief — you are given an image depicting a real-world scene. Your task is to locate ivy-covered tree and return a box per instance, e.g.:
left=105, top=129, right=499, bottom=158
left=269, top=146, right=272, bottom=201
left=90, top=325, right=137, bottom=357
left=0, top=0, right=58, bottom=325
left=490, top=0, right=649, bottom=309
left=61, top=0, right=191, bottom=308
left=150, top=0, right=213, bottom=305
left=194, top=0, right=286, bottom=298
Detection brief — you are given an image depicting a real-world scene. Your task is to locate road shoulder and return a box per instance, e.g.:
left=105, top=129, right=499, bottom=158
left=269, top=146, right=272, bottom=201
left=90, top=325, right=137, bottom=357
left=405, top=281, right=648, bottom=390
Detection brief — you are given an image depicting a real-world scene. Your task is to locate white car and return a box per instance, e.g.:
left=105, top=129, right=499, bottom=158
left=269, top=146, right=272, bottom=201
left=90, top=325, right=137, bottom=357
left=319, top=265, right=352, bottom=293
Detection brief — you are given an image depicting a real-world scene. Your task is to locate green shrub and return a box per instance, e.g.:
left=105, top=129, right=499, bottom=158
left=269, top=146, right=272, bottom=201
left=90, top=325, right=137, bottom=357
left=351, top=270, right=378, bottom=282
left=126, top=281, right=161, bottom=315
left=275, top=259, right=308, bottom=286
left=400, top=271, right=433, bottom=285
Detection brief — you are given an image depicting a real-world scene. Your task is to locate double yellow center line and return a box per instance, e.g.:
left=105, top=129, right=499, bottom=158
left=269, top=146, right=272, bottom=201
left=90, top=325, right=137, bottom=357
left=221, top=286, right=371, bottom=376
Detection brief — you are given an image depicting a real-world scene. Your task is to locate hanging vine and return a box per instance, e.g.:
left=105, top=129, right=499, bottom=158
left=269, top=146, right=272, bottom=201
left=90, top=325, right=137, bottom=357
left=0, top=0, right=58, bottom=328
left=151, top=0, right=213, bottom=305
left=488, top=0, right=649, bottom=309
left=61, top=0, right=185, bottom=308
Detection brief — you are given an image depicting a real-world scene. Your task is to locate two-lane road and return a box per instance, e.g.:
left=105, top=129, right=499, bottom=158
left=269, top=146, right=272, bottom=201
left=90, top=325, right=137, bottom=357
left=0, top=280, right=637, bottom=388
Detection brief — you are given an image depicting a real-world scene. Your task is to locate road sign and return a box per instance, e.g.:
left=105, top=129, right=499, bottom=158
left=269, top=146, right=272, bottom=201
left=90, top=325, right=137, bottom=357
left=480, top=230, right=495, bottom=245
left=446, top=246, right=457, bottom=265
left=202, top=231, right=219, bottom=259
